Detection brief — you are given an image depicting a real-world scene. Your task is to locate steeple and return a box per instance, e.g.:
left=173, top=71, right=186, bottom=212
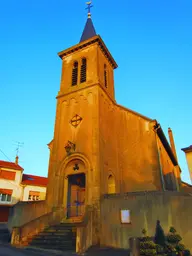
left=80, top=1, right=96, bottom=43
left=58, top=1, right=117, bottom=100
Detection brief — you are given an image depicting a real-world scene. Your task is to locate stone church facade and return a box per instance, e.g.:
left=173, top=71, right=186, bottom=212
left=8, top=10, right=192, bottom=253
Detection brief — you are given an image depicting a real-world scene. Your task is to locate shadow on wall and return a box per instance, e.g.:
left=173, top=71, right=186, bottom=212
left=100, top=191, right=192, bottom=251
left=7, top=200, right=49, bottom=233
left=121, top=160, right=178, bottom=193
left=163, top=172, right=178, bottom=191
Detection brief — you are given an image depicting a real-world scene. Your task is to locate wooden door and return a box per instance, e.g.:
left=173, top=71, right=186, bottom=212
left=68, top=185, right=85, bottom=217
left=70, top=185, right=79, bottom=217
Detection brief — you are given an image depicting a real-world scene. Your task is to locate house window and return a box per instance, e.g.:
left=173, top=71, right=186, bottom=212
left=108, top=175, right=116, bottom=194
left=28, top=191, right=40, bottom=201
left=80, top=58, right=87, bottom=83
left=0, top=189, right=12, bottom=202
left=120, top=209, right=131, bottom=224
left=0, top=170, right=16, bottom=180
left=104, top=64, right=107, bottom=88
left=72, top=61, right=78, bottom=86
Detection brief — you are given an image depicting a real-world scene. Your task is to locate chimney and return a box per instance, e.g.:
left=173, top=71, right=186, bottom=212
left=15, top=155, right=19, bottom=165
left=168, top=128, right=178, bottom=162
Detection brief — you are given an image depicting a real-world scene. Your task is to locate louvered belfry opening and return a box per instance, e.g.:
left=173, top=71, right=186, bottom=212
left=80, top=58, right=87, bottom=83
left=72, top=61, right=78, bottom=86
left=104, top=64, right=107, bottom=88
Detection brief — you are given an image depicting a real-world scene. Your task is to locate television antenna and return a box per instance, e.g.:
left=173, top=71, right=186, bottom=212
left=13, top=141, right=24, bottom=157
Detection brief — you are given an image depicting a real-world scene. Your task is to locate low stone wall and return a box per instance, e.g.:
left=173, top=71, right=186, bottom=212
left=76, top=205, right=98, bottom=253
left=100, top=191, right=192, bottom=251
left=11, top=207, right=66, bottom=246
left=7, top=200, right=50, bottom=233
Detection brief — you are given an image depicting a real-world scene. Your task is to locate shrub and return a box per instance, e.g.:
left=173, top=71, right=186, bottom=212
left=183, top=250, right=191, bottom=256
left=140, top=236, right=157, bottom=256
left=164, top=242, right=177, bottom=254
left=142, top=228, right=147, bottom=236
left=167, top=227, right=182, bottom=245
left=167, top=234, right=182, bottom=244
left=175, top=243, right=185, bottom=252
left=169, top=227, right=177, bottom=234
left=156, top=244, right=164, bottom=254
left=140, top=248, right=157, bottom=256
left=139, top=236, right=152, bottom=242
left=140, top=241, right=157, bottom=249
left=154, top=220, right=166, bottom=247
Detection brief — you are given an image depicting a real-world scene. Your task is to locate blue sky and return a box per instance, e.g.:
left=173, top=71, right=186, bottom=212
left=0, top=1, right=191, bottom=183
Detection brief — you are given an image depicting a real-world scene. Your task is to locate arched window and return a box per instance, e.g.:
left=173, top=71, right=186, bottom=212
left=108, top=175, right=116, bottom=194
left=80, top=58, right=87, bottom=83
left=104, top=64, right=107, bottom=88
left=72, top=61, right=78, bottom=86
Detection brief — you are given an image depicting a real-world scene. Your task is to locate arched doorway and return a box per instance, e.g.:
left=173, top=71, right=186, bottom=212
left=61, top=156, right=89, bottom=220
left=108, top=174, right=116, bottom=194
left=67, top=173, right=86, bottom=218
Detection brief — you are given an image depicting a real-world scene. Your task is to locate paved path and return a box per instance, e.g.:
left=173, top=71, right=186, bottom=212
left=0, top=243, right=130, bottom=256
left=0, top=243, right=76, bottom=256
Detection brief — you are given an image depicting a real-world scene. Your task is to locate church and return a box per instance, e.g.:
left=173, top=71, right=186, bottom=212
left=8, top=3, right=192, bottom=253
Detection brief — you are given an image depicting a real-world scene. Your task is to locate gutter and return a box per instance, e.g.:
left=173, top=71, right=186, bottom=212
left=154, top=122, right=178, bottom=166
left=155, top=131, right=166, bottom=191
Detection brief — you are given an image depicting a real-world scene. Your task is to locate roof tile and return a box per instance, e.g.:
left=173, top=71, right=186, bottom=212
left=80, top=18, right=96, bottom=43
left=0, top=160, right=23, bottom=171
left=22, top=174, right=48, bottom=187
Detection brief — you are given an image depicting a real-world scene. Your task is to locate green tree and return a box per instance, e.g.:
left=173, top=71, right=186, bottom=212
left=154, top=220, right=166, bottom=247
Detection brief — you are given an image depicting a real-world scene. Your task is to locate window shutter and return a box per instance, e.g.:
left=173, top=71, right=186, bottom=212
left=0, top=188, right=13, bottom=195
left=80, top=58, right=87, bottom=83
left=0, top=170, right=16, bottom=180
left=72, top=62, right=78, bottom=86
left=29, top=191, right=40, bottom=196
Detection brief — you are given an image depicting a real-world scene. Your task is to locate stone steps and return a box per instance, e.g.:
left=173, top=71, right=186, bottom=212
left=30, top=240, right=74, bottom=245
left=32, top=236, right=76, bottom=241
left=27, top=223, right=76, bottom=251
left=37, top=232, right=74, bottom=237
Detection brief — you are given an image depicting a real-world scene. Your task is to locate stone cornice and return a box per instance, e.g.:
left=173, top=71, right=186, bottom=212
left=58, top=35, right=118, bottom=69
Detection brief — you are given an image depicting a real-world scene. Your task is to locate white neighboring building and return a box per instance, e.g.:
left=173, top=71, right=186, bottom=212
left=0, top=158, right=47, bottom=222
left=21, top=174, right=47, bottom=201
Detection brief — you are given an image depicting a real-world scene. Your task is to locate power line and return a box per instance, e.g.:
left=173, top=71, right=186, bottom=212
left=0, top=149, right=12, bottom=162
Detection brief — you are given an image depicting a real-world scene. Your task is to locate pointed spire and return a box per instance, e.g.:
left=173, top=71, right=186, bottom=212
left=80, top=1, right=97, bottom=43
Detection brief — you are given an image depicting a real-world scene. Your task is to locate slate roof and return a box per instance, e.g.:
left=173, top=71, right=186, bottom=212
left=80, top=17, right=96, bottom=43
left=22, top=174, right=48, bottom=187
left=0, top=160, right=24, bottom=171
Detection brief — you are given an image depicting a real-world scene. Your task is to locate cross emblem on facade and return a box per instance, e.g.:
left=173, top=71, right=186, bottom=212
left=70, top=115, right=82, bottom=128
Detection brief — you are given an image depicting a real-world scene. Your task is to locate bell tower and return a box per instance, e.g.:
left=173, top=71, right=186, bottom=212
left=46, top=2, right=118, bottom=232
left=57, top=7, right=117, bottom=101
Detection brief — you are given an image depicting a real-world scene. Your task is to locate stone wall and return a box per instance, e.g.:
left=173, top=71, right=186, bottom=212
left=10, top=206, right=65, bottom=246
left=157, top=136, right=178, bottom=190
left=185, top=151, right=192, bottom=183
left=99, top=90, right=163, bottom=194
left=100, top=191, right=192, bottom=251
left=7, top=200, right=50, bottom=232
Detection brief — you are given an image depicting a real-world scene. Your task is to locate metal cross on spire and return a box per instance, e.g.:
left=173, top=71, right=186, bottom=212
left=86, top=1, right=93, bottom=18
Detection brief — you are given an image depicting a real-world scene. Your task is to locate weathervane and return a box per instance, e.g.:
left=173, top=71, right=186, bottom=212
left=86, top=1, right=93, bottom=18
